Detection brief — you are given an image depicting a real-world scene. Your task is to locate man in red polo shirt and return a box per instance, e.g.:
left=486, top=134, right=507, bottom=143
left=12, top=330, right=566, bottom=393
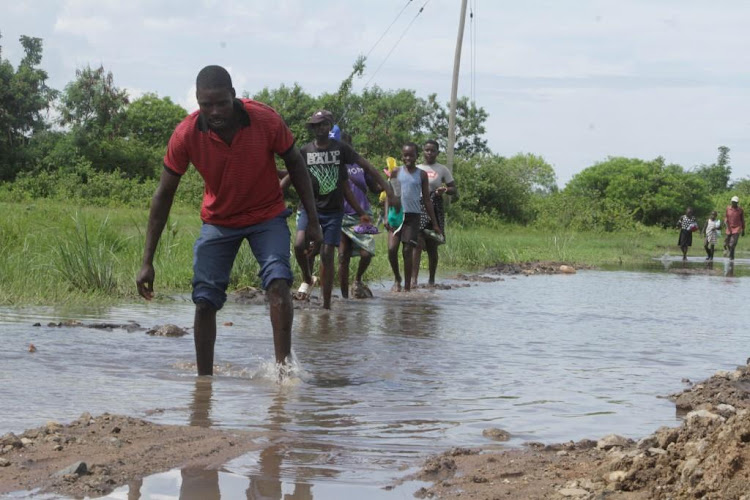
left=725, top=195, right=745, bottom=261
left=136, top=65, right=321, bottom=376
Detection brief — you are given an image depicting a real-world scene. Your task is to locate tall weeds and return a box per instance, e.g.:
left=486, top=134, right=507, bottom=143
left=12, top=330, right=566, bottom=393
left=0, top=200, right=685, bottom=305
left=52, top=214, right=119, bottom=293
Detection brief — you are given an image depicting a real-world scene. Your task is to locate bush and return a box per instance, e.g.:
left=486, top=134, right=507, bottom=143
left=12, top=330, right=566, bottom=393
left=564, top=156, right=712, bottom=226
left=532, top=191, right=638, bottom=232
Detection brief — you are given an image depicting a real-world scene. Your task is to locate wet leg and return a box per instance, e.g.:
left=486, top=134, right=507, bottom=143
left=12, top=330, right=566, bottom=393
left=411, top=236, right=424, bottom=288
left=267, top=279, right=292, bottom=364
left=194, top=301, right=217, bottom=376
left=425, top=239, right=439, bottom=285
left=319, top=243, right=335, bottom=309
left=388, top=231, right=402, bottom=290
left=355, top=248, right=372, bottom=283
left=402, top=243, right=415, bottom=292
left=293, top=229, right=313, bottom=286
left=338, top=237, right=351, bottom=299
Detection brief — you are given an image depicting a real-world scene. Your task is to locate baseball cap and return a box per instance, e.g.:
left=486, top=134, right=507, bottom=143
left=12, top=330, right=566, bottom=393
left=731, top=196, right=740, bottom=203
left=307, top=110, right=334, bottom=125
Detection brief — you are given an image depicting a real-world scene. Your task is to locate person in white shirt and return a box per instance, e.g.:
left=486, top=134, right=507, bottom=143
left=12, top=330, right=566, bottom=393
left=412, top=139, right=458, bottom=287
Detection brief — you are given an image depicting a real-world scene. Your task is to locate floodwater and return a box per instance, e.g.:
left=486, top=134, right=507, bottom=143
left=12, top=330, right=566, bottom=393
left=2, top=260, right=750, bottom=499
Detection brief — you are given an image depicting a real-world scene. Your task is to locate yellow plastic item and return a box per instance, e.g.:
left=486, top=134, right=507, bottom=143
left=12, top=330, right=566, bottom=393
left=379, top=157, right=398, bottom=203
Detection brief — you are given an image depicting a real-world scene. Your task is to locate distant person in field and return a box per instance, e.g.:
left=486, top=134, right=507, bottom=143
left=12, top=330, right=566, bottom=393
left=702, top=210, right=720, bottom=261
left=724, top=195, right=745, bottom=261
left=386, top=142, right=441, bottom=292
left=136, top=65, right=322, bottom=376
left=676, top=207, right=698, bottom=261
left=287, top=110, right=397, bottom=309
left=338, top=131, right=382, bottom=299
left=411, top=139, right=458, bottom=288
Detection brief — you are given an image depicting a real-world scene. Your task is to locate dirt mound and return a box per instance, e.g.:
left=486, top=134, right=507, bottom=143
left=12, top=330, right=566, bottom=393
left=412, top=363, right=750, bottom=499
left=0, top=413, right=259, bottom=498
left=486, top=261, right=591, bottom=276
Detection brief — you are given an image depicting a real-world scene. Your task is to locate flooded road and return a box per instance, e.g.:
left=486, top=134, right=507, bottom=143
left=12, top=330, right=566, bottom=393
left=1, top=266, right=749, bottom=498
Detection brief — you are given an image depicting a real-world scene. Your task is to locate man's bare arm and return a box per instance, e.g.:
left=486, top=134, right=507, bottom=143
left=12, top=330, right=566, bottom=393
left=421, top=171, right=440, bottom=234
left=280, top=146, right=322, bottom=251
left=136, top=168, right=181, bottom=299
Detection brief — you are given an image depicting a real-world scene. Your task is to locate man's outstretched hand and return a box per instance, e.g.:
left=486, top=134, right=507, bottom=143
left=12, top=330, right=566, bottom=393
left=136, top=264, right=155, bottom=300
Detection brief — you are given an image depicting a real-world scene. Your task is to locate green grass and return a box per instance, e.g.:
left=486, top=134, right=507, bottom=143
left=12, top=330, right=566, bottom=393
left=0, top=201, right=687, bottom=305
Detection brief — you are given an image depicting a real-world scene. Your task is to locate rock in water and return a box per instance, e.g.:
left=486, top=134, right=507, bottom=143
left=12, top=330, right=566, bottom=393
left=482, top=428, right=511, bottom=441
left=146, top=324, right=188, bottom=337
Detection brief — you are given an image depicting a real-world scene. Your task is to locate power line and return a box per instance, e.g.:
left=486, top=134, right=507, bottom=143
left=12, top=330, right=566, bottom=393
left=364, top=0, right=414, bottom=59
left=363, top=0, right=432, bottom=88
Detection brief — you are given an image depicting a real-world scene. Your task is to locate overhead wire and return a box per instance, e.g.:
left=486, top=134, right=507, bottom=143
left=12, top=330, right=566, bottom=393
left=363, top=0, right=432, bottom=88
left=338, top=0, right=414, bottom=122
left=363, top=0, right=414, bottom=59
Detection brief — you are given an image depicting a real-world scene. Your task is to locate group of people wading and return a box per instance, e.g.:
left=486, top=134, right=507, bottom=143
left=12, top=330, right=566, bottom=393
left=136, top=65, right=458, bottom=376
left=676, top=196, right=745, bottom=262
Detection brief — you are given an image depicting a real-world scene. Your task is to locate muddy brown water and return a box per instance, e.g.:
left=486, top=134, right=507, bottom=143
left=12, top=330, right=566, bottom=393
left=2, top=263, right=749, bottom=499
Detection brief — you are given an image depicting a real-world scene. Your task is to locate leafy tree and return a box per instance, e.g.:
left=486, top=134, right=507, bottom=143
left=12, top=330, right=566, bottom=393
left=56, top=66, right=166, bottom=178
left=58, top=64, right=129, bottom=140
left=0, top=33, right=58, bottom=180
left=453, top=153, right=555, bottom=223
left=122, top=93, right=187, bottom=149
left=565, top=156, right=711, bottom=226
left=423, top=94, right=490, bottom=157
left=326, top=86, right=430, bottom=158
left=731, top=178, right=750, bottom=198
left=249, top=83, right=317, bottom=144
left=532, top=190, right=638, bottom=232
left=246, top=57, right=490, bottom=161
left=694, top=146, right=731, bottom=194
left=505, top=153, right=558, bottom=194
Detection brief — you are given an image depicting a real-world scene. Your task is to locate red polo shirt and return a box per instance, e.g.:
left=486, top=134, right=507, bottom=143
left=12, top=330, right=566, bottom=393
left=164, top=99, right=294, bottom=227
left=725, top=205, right=745, bottom=235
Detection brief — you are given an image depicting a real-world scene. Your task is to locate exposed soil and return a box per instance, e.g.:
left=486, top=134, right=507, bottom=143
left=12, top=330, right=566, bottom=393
left=5, top=364, right=750, bottom=499
left=0, top=413, right=261, bottom=498
left=485, top=261, right=593, bottom=276
left=228, top=261, right=587, bottom=302
left=409, top=361, right=750, bottom=499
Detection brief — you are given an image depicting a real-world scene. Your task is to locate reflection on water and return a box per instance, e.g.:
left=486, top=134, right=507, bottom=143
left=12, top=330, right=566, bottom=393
left=605, top=254, right=750, bottom=277
left=2, top=268, right=750, bottom=498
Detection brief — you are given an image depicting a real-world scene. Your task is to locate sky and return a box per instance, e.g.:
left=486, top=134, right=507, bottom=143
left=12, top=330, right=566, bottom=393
left=3, top=0, right=750, bottom=187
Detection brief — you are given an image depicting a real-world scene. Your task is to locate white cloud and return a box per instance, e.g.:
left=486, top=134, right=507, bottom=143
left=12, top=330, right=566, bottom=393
left=3, top=0, right=750, bottom=183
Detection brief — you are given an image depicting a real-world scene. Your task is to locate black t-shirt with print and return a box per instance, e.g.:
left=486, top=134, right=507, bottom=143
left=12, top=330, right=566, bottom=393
left=299, top=139, right=357, bottom=213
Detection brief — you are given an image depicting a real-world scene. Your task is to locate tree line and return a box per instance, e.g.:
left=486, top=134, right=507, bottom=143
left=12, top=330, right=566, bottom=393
left=1, top=34, right=746, bottom=231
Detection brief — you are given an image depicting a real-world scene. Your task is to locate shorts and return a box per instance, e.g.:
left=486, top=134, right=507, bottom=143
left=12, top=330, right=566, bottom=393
left=192, top=209, right=293, bottom=310
left=297, top=210, right=343, bottom=246
left=400, top=213, right=421, bottom=246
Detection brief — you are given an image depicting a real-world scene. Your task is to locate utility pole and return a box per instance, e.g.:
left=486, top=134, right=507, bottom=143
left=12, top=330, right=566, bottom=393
left=446, top=0, right=468, bottom=174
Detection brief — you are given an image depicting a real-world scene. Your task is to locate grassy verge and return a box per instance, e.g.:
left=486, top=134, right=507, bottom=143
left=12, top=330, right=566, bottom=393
left=0, top=201, right=684, bottom=305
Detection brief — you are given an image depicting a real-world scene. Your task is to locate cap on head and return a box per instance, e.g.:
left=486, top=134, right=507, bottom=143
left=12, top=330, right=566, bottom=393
left=307, top=110, right=334, bottom=125
left=732, top=195, right=740, bottom=203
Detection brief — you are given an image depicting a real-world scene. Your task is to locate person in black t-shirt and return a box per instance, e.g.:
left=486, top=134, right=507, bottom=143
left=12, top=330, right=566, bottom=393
left=283, top=110, right=398, bottom=309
